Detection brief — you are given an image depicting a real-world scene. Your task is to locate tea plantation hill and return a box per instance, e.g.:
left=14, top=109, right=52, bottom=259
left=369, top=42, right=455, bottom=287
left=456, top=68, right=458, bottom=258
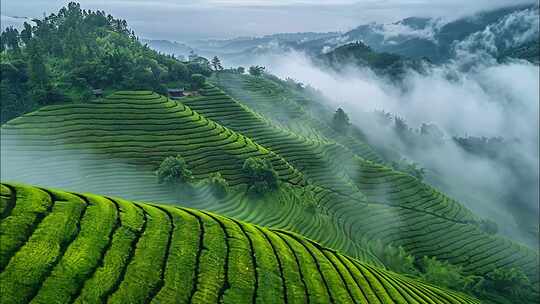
left=1, top=84, right=538, bottom=294
left=211, top=72, right=384, bottom=163
left=193, top=77, right=539, bottom=283
left=0, top=90, right=376, bottom=262
left=0, top=183, right=481, bottom=304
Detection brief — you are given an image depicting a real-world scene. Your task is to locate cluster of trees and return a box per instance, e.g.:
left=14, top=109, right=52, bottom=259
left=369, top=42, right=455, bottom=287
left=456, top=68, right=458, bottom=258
left=453, top=136, right=505, bottom=158
left=242, top=157, right=279, bottom=194
left=1, top=2, right=211, bottom=123
left=248, top=65, right=265, bottom=77
left=369, top=241, right=536, bottom=303
left=205, top=172, right=229, bottom=198
left=156, top=155, right=229, bottom=198
left=156, top=155, right=194, bottom=185
left=156, top=155, right=280, bottom=196
left=209, top=56, right=250, bottom=75
left=156, top=155, right=281, bottom=197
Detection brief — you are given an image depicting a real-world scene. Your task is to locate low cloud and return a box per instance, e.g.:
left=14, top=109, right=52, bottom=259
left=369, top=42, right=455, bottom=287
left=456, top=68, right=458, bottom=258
left=454, top=6, right=540, bottom=66
left=373, top=18, right=447, bottom=43
left=240, top=36, right=539, bottom=245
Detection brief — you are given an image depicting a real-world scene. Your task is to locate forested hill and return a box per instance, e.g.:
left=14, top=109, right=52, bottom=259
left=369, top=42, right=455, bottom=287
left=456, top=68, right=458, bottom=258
left=315, top=41, right=427, bottom=78
left=0, top=2, right=211, bottom=124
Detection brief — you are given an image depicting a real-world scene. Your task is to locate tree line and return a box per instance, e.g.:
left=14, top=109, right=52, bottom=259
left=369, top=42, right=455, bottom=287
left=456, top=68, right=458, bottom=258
left=0, top=2, right=212, bottom=123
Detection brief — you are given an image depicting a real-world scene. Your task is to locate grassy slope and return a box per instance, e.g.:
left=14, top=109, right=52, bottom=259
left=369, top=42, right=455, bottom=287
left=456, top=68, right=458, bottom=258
left=0, top=182, right=480, bottom=304
left=1, top=86, right=538, bottom=288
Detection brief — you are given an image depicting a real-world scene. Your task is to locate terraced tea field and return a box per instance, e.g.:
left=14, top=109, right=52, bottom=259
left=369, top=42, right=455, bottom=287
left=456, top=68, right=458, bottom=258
left=211, top=73, right=383, bottom=163
left=1, top=86, right=538, bottom=301
left=0, top=90, right=379, bottom=262
left=183, top=82, right=539, bottom=284
left=0, top=183, right=481, bottom=304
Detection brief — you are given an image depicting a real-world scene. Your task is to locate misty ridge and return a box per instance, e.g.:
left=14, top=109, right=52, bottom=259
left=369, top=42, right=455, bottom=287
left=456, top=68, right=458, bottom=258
left=200, top=5, right=539, bottom=246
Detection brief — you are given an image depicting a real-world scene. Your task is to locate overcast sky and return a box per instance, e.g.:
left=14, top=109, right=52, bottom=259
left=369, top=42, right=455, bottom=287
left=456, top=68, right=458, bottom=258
left=1, top=0, right=536, bottom=41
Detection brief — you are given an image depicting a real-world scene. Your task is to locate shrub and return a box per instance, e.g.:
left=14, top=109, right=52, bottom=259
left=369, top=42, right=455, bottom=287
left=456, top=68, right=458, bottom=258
left=32, top=86, right=69, bottom=105
left=170, top=61, right=189, bottom=80
left=248, top=65, right=265, bottom=77
left=479, top=219, right=499, bottom=235
left=484, top=268, right=536, bottom=301
left=369, top=241, right=418, bottom=276
left=154, top=84, right=168, bottom=96
left=302, top=190, right=318, bottom=214
left=190, top=73, right=206, bottom=90
left=156, top=154, right=193, bottom=185
left=206, top=172, right=229, bottom=198
left=242, top=157, right=279, bottom=194
left=419, top=256, right=481, bottom=292
left=391, top=158, right=426, bottom=181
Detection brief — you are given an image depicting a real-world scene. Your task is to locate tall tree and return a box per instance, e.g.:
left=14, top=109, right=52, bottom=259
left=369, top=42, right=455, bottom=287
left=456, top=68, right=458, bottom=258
left=3, top=27, right=20, bottom=52
left=332, top=108, right=351, bottom=133
left=0, top=32, right=6, bottom=53
left=20, top=22, right=33, bottom=45
left=211, top=56, right=223, bottom=72
left=26, top=40, right=50, bottom=90
left=188, top=50, right=198, bottom=62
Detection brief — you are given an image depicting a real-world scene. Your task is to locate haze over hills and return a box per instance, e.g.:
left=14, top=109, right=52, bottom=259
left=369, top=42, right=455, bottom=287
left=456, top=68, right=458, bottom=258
left=145, top=3, right=539, bottom=65
left=1, top=2, right=539, bottom=304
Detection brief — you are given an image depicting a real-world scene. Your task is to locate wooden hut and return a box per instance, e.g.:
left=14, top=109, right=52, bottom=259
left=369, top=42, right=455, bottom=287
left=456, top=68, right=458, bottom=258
left=167, top=88, right=185, bottom=99
left=92, top=89, right=104, bottom=98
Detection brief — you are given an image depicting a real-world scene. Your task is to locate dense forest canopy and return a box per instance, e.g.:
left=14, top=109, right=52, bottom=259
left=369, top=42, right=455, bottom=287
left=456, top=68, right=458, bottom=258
left=0, top=2, right=211, bottom=123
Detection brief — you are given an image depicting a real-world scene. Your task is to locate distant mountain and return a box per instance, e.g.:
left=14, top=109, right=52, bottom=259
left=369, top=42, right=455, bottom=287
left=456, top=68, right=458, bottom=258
left=188, top=32, right=340, bottom=54
left=141, top=39, right=194, bottom=59
left=147, top=3, right=538, bottom=67
left=141, top=3, right=538, bottom=71
left=499, top=38, right=540, bottom=64
left=143, top=32, right=341, bottom=60
left=315, top=41, right=426, bottom=78
left=316, top=3, right=539, bottom=63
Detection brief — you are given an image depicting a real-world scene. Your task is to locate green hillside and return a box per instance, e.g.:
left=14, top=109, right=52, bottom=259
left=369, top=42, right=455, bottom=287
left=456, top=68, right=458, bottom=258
left=0, top=182, right=481, bottom=304
left=1, top=3, right=538, bottom=303
left=2, top=86, right=538, bottom=299
left=0, top=90, right=377, bottom=263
